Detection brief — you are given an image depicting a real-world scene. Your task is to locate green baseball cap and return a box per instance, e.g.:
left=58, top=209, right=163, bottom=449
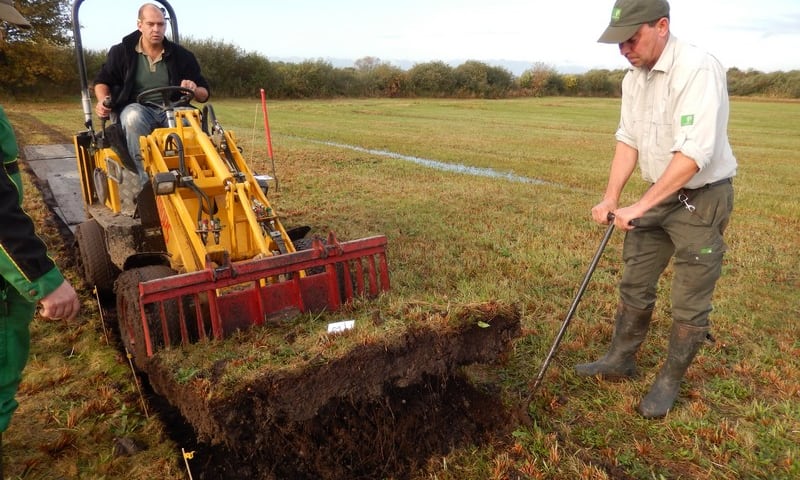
left=598, top=0, right=670, bottom=44
left=0, top=0, right=31, bottom=29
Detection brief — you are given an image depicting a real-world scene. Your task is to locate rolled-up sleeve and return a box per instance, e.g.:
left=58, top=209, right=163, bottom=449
left=669, top=60, right=729, bottom=171
left=615, top=72, right=638, bottom=150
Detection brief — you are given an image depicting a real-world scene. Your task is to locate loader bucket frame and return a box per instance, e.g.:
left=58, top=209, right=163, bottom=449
left=137, top=233, right=389, bottom=357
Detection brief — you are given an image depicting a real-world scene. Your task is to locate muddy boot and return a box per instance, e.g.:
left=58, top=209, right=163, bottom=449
left=637, top=322, right=709, bottom=419
left=575, top=302, right=652, bottom=379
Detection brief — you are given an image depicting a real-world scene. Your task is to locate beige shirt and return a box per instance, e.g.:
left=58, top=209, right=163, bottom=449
left=616, top=35, right=737, bottom=189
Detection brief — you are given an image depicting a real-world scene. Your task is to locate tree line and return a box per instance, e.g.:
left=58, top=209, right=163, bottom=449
left=1, top=0, right=797, bottom=100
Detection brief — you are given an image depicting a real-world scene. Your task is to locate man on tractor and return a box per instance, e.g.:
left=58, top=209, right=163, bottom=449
left=93, top=2, right=210, bottom=186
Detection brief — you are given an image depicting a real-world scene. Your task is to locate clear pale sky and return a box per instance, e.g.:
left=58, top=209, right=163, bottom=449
left=74, top=0, right=800, bottom=74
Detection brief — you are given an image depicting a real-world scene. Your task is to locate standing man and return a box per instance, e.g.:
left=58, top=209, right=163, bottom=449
left=93, top=3, right=210, bottom=185
left=575, top=0, right=737, bottom=418
left=1, top=1, right=81, bottom=476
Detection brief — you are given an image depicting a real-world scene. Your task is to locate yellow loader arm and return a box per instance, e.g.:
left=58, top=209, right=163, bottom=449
left=144, top=108, right=294, bottom=273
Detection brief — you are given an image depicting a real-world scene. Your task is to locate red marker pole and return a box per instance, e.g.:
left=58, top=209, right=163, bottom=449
left=260, top=88, right=278, bottom=191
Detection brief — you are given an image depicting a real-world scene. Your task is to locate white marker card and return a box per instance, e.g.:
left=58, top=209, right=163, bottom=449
left=327, top=320, right=355, bottom=333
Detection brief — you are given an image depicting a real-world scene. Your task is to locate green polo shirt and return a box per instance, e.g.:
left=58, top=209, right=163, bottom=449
left=134, top=41, right=169, bottom=103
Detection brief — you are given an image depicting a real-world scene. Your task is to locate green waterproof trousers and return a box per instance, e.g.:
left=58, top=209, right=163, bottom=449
left=619, top=180, right=734, bottom=326
left=0, top=281, right=34, bottom=433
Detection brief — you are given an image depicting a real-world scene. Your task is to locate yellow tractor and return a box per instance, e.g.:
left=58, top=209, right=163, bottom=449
left=71, top=0, right=389, bottom=369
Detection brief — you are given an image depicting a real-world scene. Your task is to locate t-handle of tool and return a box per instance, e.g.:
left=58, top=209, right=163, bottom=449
left=527, top=213, right=617, bottom=400
left=100, top=96, right=112, bottom=128
left=608, top=211, right=640, bottom=228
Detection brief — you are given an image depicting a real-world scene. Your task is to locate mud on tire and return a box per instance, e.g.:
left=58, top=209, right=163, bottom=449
left=115, top=265, right=184, bottom=368
left=75, top=219, right=119, bottom=299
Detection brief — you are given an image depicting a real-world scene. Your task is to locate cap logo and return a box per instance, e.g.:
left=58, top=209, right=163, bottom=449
left=611, top=7, right=622, bottom=22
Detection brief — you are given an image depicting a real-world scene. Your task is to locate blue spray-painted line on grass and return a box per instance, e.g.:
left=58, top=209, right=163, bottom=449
left=301, top=138, right=552, bottom=186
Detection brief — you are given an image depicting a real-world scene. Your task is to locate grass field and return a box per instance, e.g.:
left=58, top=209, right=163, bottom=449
left=4, top=96, right=798, bottom=479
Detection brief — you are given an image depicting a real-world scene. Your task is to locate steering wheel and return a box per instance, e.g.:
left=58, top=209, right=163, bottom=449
left=136, top=85, right=195, bottom=111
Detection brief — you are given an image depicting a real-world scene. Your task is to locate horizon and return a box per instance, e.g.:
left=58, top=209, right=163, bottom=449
left=74, top=0, right=800, bottom=75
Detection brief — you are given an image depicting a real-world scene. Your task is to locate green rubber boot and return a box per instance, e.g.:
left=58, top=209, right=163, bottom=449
left=637, top=322, right=709, bottom=419
left=575, top=302, right=653, bottom=379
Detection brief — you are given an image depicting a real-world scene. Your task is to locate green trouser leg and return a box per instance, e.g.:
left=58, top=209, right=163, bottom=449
left=637, top=321, right=708, bottom=419
left=574, top=302, right=652, bottom=378
left=0, top=286, right=34, bottom=434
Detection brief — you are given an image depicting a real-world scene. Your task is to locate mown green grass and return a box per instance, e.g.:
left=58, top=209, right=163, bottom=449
left=5, top=96, right=798, bottom=479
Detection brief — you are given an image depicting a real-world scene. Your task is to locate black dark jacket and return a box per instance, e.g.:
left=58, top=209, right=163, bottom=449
left=1, top=106, right=64, bottom=302
left=94, top=30, right=211, bottom=112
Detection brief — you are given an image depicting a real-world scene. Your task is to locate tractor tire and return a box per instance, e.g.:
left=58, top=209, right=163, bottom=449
left=293, top=237, right=352, bottom=302
left=75, top=219, right=119, bottom=300
left=115, top=265, right=183, bottom=369
left=292, top=237, right=324, bottom=275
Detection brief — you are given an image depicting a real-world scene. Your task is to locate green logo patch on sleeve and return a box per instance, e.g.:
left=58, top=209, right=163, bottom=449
left=681, top=114, right=695, bottom=126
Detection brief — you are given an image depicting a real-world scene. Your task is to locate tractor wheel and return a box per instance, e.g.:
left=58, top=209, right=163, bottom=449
left=75, top=219, right=119, bottom=300
left=292, top=237, right=325, bottom=274
left=115, top=265, right=183, bottom=369
left=293, top=237, right=353, bottom=302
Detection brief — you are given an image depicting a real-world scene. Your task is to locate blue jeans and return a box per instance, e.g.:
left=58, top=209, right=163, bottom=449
left=119, top=103, right=167, bottom=185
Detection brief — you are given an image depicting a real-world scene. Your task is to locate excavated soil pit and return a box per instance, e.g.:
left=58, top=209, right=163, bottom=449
left=144, top=302, right=522, bottom=479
